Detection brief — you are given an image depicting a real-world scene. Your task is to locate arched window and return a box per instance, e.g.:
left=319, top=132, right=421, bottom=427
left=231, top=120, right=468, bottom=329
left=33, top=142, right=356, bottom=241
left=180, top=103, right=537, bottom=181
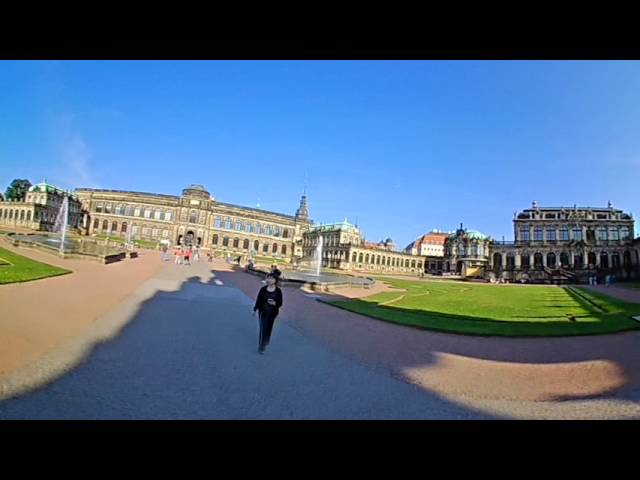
left=272, top=243, right=278, bottom=254
left=506, top=255, right=515, bottom=268
left=93, top=218, right=99, bottom=230
left=365, top=254, right=370, bottom=263
left=212, top=234, right=219, bottom=245
left=358, top=253, right=363, bottom=263
left=214, top=216, right=222, bottom=228
left=411, top=260, right=416, bottom=268
left=121, top=222, right=127, bottom=233
left=534, top=252, right=543, bottom=268
left=263, top=243, right=269, bottom=253
left=243, top=238, right=250, bottom=250
left=222, top=236, right=229, bottom=247
left=600, top=252, right=609, bottom=268
left=19, top=210, right=25, bottom=221
left=352, top=252, right=357, bottom=262
left=189, top=210, right=198, bottom=223
left=624, top=251, right=632, bottom=267
left=612, top=252, right=621, bottom=268
left=283, top=229, right=289, bottom=239
left=281, top=245, right=287, bottom=255
left=26, top=210, right=32, bottom=221
left=233, top=238, right=239, bottom=248
left=493, top=252, right=502, bottom=268
left=547, top=252, right=556, bottom=268
left=253, top=240, right=259, bottom=251
left=560, top=252, right=569, bottom=267
left=588, top=252, right=597, bottom=266
left=273, top=226, right=280, bottom=237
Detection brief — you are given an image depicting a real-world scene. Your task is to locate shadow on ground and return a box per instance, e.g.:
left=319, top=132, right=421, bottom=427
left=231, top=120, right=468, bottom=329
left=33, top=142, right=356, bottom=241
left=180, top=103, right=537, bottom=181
left=216, top=266, right=640, bottom=405
left=0, top=265, right=500, bottom=419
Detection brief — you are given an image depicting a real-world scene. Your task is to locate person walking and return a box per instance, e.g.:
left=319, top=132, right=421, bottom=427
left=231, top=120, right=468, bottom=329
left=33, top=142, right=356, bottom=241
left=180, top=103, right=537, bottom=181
left=253, top=273, right=283, bottom=354
left=193, top=245, right=200, bottom=262
left=174, top=248, right=182, bottom=265
left=183, top=247, right=191, bottom=266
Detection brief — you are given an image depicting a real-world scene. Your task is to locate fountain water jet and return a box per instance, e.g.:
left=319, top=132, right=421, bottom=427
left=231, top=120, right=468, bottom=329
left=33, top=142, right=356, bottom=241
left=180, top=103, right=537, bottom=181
left=314, top=234, right=323, bottom=276
left=52, top=196, right=69, bottom=254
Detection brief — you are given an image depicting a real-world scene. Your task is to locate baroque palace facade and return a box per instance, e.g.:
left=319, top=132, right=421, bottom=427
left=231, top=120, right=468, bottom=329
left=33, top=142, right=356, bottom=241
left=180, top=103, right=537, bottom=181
left=487, top=202, right=638, bottom=282
left=75, top=185, right=312, bottom=262
left=301, top=220, right=426, bottom=275
left=0, top=181, right=84, bottom=232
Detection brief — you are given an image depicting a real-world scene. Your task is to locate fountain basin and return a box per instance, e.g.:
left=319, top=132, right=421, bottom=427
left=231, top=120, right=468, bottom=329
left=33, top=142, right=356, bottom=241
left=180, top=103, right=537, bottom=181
left=246, top=267, right=375, bottom=292
left=7, top=233, right=130, bottom=264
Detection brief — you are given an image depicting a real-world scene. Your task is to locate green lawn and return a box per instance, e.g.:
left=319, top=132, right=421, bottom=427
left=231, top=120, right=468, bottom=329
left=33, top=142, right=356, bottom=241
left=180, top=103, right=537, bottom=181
left=0, top=247, right=71, bottom=284
left=621, top=282, right=640, bottom=290
left=327, top=277, right=640, bottom=337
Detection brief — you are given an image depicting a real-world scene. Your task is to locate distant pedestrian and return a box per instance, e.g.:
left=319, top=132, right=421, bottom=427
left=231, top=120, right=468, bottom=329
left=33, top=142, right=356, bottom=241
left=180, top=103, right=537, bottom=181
left=253, top=273, right=283, bottom=354
left=194, top=245, right=200, bottom=262
left=236, top=255, right=242, bottom=265
left=162, top=244, right=170, bottom=261
left=174, top=248, right=182, bottom=265
left=184, top=248, right=191, bottom=265
left=207, top=251, right=213, bottom=263
left=270, top=264, right=282, bottom=280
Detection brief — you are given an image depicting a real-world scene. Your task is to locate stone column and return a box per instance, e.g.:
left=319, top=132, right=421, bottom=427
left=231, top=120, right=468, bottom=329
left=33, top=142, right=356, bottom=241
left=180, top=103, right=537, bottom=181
left=542, top=252, right=547, bottom=267
left=501, top=253, right=507, bottom=268
left=515, top=253, right=521, bottom=269
left=569, top=251, right=574, bottom=268
left=530, top=253, right=535, bottom=269
left=596, top=252, right=601, bottom=267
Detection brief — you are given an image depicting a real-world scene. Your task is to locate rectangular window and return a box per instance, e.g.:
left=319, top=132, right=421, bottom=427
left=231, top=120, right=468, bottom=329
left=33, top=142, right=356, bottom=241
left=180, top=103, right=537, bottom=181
left=573, top=228, right=583, bottom=241
left=214, top=216, right=221, bottom=228
left=115, top=205, right=123, bottom=215
left=225, top=219, right=232, bottom=229
left=546, top=229, right=556, bottom=241
left=144, top=208, right=152, bottom=218
left=559, top=228, right=569, bottom=241
left=151, top=228, right=159, bottom=238
left=597, top=229, right=607, bottom=241
left=96, top=203, right=103, bottom=213
left=534, top=229, right=543, bottom=241
left=165, top=211, right=173, bottom=222
left=520, top=228, right=530, bottom=241
left=609, top=229, right=619, bottom=240
left=154, top=210, right=162, bottom=220
left=105, top=203, right=112, bottom=214
left=134, top=207, right=141, bottom=217
left=162, top=229, right=169, bottom=237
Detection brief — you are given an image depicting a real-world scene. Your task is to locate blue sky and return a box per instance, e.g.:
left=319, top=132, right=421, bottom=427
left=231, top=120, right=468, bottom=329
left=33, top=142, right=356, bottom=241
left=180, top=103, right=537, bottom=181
left=1, top=60, right=639, bottom=246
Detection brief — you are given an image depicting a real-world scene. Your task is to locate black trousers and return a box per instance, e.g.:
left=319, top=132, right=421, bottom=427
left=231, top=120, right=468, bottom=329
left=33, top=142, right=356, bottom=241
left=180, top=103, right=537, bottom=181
left=258, top=310, right=278, bottom=349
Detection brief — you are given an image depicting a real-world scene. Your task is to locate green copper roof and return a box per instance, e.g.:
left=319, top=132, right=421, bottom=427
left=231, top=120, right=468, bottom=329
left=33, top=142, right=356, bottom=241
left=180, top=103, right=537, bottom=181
left=311, top=219, right=359, bottom=233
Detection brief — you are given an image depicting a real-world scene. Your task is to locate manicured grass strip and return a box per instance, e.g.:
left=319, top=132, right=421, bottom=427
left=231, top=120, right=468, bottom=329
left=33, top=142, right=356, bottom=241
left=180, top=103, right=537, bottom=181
left=0, top=247, right=71, bottom=284
left=324, top=277, right=640, bottom=337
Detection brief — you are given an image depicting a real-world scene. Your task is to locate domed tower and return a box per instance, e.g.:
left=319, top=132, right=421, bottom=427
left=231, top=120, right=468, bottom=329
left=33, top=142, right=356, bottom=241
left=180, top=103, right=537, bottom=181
left=295, top=193, right=309, bottom=222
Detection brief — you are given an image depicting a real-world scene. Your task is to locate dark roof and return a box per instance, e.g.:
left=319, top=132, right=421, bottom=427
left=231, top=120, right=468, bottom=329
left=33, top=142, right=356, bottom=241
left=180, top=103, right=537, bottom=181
left=75, top=188, right=179, bottom=200
left=215, top=201, right=296, bottom=220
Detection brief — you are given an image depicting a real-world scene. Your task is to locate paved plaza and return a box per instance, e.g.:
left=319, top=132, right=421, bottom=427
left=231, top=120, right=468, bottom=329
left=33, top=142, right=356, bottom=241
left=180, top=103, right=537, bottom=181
left=1, top=249, right=640, bottom=419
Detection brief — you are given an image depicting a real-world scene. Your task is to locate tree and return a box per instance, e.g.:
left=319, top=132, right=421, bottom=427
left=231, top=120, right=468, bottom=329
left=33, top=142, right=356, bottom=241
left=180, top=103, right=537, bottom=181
left=4, top=179, right=32, bottom=201
left=0, top=192, right=4, bottom=201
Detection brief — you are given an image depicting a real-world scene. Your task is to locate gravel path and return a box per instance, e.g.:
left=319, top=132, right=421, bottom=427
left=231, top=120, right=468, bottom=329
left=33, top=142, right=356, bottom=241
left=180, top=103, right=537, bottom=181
left=2, top=259, right=639, bottom=419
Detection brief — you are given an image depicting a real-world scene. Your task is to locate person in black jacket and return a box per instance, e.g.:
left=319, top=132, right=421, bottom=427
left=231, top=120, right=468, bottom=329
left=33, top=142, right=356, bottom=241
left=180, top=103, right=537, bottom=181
left=253, top=273, right=283, bottom=354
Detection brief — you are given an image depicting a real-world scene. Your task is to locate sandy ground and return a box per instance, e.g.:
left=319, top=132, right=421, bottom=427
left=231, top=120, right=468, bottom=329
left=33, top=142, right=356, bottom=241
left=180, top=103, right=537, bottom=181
left=0, top=239, right=164, bottom=385
left=218, top=268, right=640, bottom=403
